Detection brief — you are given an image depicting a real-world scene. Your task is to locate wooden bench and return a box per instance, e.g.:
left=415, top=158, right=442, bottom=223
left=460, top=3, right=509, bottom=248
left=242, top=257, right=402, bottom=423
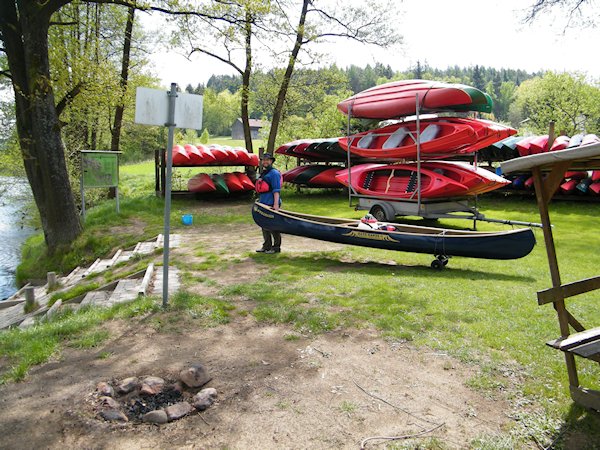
left=500, top=138, right=600, bottom=412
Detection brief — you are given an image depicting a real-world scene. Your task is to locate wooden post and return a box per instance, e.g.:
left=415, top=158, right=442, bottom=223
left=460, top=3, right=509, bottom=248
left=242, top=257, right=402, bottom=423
left=547, top=121, right=556, bottom=151
left=532, top=167, right=579, bottom=388
left=24, top=287, right=36, bottom=311
left=47, top=272, right=57, bottom=290
left=155, top=149, right=160, bottom=195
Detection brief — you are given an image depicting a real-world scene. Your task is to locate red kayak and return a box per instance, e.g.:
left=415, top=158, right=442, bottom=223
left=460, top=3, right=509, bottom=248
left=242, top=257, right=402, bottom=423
left=335, top=163, right=469, bottom=199
left=184, top=144, right=204, bottom=164
left=419, top=161, right=511, bottom=195
left=339, top=119, right=477, bottom=159
left=590, top=181, right=600, bottom=195
left=283, top=165, right=342, bottom=187
left=208, top=145, right=231, bottom=163
left=172, top=145, right=192, bottom=166
left=565, top=171, right=588, bottom=180
left=550, top=135, right=570, bottom=151
left=560, top=179, right=578, bottom=194
left=515, top=136, right=536, bottom=157
left=222, top=172, right=245, bottom=192
left=337, top=80, right=492, bottom=119
left=432, top=117, right=517, bottom=155
left=187, top=173, right=216, bottom=193
left=528, top=135, right=549, bottom=154
left=592, top=171, right=600, bottom=182
left=234, top=172, right=255, bottom=191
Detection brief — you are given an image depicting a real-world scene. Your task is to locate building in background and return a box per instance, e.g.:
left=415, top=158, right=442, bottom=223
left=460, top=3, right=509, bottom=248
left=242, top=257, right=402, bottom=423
left=231, top=118, right=266, bottom=140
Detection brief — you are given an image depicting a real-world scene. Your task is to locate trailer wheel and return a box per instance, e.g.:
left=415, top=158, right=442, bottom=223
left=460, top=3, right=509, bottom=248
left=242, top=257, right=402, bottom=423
left=431, top=259, right=444, bottom=270
left=369, top=205, right=388, bottom=222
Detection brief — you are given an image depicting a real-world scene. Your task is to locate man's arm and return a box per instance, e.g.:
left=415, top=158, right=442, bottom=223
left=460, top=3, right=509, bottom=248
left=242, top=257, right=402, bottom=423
left=273, top=191, right=280, bottom=210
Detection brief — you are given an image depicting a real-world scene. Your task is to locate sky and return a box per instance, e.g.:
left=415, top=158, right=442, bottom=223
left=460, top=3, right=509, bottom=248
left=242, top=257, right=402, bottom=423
left=144, top=0, right=600, bottom=88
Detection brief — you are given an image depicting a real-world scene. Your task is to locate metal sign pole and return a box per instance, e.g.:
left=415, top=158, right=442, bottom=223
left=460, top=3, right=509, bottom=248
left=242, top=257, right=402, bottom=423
left=162, top=83, right=178, bottom=308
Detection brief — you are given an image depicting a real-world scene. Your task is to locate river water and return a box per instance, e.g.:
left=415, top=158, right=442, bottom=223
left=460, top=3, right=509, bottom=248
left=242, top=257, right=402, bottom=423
left=0, top=176, right=35, bottom=300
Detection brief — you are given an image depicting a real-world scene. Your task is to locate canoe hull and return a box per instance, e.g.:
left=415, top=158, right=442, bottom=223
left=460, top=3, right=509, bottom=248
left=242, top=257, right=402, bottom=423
left=252, top=203, right=535, bottom=260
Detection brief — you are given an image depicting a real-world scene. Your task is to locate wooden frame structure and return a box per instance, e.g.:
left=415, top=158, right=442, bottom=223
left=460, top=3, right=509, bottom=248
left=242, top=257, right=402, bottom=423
left=501, top=141, right=600, bottom=411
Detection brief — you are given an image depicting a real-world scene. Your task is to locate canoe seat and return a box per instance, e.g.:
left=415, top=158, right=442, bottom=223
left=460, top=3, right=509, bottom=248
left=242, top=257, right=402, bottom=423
left=405, top=171, right=418, bottom=193
left=382, top=127, right=409, bottom=149
left=357, top=134, right=375, bottom=149
left=420, top=124, right=441, bottom=143
left=363, top=172, right=375, bottom=190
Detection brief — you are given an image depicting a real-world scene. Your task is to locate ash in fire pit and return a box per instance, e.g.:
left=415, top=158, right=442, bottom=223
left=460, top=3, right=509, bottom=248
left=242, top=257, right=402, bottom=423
left=126, top=387, right=183, bottom=420
left=94, top=363, right=217, bottom=425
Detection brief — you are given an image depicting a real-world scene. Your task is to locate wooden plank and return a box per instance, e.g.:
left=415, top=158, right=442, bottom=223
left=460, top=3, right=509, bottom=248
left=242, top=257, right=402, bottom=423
left=537, top=275, right=600, bottom=305
left=570, top=386, right=600, bottom=412
left=547, top=327, right=600, bottom=350
left=568, top=340, right=600, bottom=359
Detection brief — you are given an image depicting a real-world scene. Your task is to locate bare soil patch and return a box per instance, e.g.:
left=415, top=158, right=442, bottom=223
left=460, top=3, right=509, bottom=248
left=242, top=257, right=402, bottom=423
left=0, top=223, right=519, bottom=449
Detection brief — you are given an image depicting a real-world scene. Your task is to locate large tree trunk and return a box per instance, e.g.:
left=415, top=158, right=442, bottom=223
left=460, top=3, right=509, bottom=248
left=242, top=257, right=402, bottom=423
left=266, top=0, right=309, bottom=153
left=240, top=9, right=253, bottom=154
left=1, top=0, right=82, bottom=253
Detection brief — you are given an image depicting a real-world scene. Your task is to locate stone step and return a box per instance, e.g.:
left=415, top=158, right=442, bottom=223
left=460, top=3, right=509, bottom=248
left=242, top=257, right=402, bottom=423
left=80, top=290, right=112, bottom=307
left=106, top=279, right=140, bottom=306
left=150, top=267, right=181, bottom=296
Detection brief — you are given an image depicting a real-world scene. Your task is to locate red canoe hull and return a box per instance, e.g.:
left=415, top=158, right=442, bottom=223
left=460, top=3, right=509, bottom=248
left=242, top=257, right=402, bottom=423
left=335, top=163, right=469, bottom=199
left=188, top=173, right=216, bottom=193
left=337, top=80, right=490, bottom=119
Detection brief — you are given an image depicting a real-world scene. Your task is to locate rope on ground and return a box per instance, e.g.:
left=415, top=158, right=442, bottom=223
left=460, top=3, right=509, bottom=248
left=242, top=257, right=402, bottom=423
left=359, top=423, right=445, bottom=449
left=352, top=379, right=441, bottom=426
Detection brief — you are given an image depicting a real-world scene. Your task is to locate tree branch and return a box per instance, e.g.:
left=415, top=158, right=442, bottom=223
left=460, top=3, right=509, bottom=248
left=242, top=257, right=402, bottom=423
left=0, top=70, right=12, bottom=81
left=49, top=21, right=79, bottom=26
left=56, top=82, right=83, bottom=117
left=189, top=48, right=243, bottom=75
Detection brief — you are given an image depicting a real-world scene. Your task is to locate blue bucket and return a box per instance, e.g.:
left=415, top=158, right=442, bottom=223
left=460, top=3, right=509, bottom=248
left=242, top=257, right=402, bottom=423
left=182, top=214, right=193, bottom=226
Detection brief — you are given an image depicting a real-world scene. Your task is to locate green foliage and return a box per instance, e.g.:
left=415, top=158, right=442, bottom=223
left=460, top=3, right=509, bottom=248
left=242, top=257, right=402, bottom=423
left=511, top=71, right=600, bottom=135
left=199, top=128, right=210, bottom=144
left=202, top=88, right=241, bottom=136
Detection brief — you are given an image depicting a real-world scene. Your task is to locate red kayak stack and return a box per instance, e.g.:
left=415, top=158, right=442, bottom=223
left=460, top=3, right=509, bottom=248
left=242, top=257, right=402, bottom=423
left=171, top=143, right=259, bottom=167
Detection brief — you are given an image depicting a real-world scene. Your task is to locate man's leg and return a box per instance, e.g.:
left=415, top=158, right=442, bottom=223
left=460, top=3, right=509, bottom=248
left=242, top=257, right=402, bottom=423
left=257, top=228, right=273, bottom=252
left=272, top=231, right=281, bottom=252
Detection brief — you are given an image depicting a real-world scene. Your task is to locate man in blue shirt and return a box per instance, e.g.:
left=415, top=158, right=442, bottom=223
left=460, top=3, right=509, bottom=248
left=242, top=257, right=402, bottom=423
left=256, top=153, right=282, bottom=254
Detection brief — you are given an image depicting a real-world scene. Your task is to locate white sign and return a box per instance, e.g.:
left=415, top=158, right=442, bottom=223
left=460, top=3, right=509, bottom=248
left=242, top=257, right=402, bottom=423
left=134, top=87, right=203, bottom=130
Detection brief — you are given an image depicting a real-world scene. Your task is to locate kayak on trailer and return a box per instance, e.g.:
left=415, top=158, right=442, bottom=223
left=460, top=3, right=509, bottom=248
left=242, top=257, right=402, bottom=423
left=337, top=79, right=493, bottom=119
left=252, top=202, right=536, bottom=261
left=283, top=165, right=344, bottom=188
left=334, top=163, right=470, bottom=199
left=418, top=161, right=511, bottom=195
left=338, top=119, right=477, bottom=159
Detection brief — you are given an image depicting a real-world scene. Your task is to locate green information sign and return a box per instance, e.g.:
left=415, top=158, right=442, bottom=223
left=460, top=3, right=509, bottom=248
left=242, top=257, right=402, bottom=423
left=81, top=151, right=119, bottom=188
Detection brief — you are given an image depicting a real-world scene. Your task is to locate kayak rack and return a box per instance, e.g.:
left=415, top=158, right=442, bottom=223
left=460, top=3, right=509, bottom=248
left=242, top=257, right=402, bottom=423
left=344, top=93, right=543, bottom=230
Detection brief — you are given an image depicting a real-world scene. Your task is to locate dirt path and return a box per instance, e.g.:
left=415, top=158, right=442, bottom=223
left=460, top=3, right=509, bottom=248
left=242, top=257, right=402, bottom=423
left=0, top=224, right=517, bottom=449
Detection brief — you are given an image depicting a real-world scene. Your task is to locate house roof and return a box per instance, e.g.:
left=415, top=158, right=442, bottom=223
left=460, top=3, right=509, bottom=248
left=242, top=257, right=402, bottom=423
left=235, top=118, right=266, bottom=128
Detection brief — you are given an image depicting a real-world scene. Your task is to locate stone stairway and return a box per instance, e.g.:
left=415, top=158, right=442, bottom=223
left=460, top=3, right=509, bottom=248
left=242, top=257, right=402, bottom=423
left=0, top=234, right=182, bottom=330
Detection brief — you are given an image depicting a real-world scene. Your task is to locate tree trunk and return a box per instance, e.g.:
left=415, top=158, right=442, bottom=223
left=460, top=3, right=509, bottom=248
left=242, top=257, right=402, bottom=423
left=109, top=5, right=135, bottom=198
left=111, top=6, right=135, bottom=153
left=240, top=9, right=253, bottom=154
left=266, top=0, right=309, bottom=153
left=1, top=1, right=82, bottom=253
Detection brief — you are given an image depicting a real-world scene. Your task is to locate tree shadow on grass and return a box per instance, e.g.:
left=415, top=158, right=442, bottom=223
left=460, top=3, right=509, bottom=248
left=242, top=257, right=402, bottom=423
left=252, top=253, right=536, bottom=282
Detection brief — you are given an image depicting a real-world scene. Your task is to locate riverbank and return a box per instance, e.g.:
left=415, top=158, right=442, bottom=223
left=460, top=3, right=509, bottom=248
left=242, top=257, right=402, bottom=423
left=0, top=176, right=35, bottom=300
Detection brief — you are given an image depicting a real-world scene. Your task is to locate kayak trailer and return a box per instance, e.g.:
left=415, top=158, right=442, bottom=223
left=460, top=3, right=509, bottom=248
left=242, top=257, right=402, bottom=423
left=355, top=195, right=543, bottom=229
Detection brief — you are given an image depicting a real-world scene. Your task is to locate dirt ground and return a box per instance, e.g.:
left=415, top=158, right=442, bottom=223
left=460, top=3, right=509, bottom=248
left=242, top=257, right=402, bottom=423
left=0, top=222, right=523, bottom=450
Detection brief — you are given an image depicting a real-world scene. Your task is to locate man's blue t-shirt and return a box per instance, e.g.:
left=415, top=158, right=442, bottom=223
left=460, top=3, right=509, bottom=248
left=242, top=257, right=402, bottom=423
left=258, top=167, right=282, bottom=206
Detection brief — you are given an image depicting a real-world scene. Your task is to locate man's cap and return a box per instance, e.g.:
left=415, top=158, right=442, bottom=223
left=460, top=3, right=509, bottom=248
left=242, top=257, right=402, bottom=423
left=261, top=153, right=275, bottom=161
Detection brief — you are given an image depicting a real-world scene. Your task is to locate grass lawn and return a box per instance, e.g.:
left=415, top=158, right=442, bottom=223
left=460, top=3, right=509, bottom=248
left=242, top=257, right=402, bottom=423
left=7, top=158, right=600, bottom=447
